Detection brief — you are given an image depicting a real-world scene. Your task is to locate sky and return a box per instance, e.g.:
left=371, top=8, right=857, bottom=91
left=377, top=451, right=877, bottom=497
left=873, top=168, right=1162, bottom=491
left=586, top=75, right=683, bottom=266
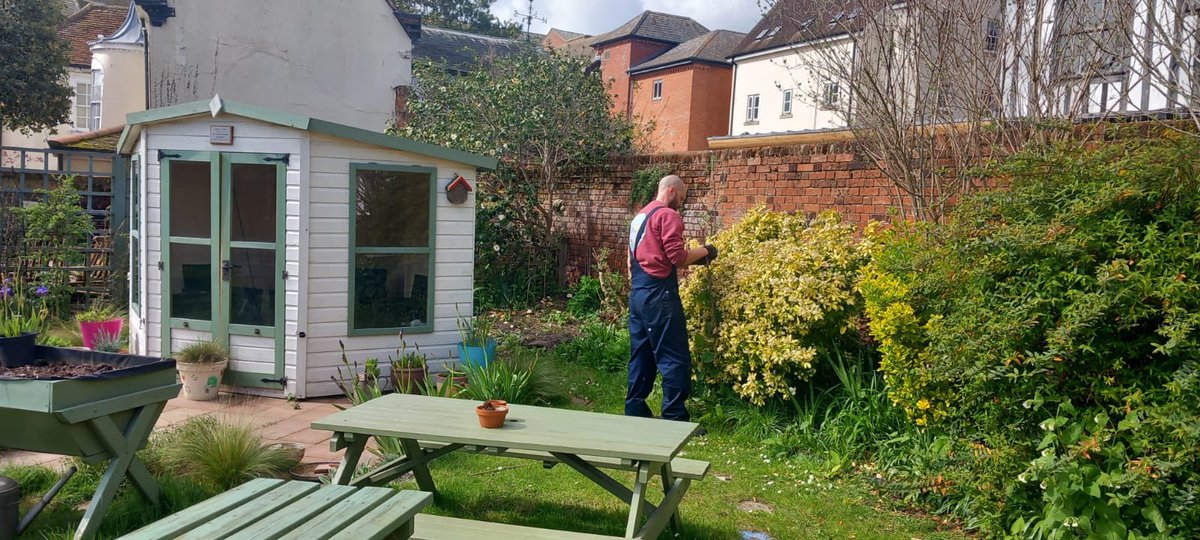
left=489, top=0, right=766, bottom=36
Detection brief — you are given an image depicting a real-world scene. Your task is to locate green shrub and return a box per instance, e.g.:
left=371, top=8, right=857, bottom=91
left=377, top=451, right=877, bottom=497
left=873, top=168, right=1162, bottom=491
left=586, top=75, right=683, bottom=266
left=162, top=415, right=293, bottom=491
left=681, top=208, right=875, bottom=405
left=860, top=138, right=1200, bottom=536
left=566, top=276, right=602, bottom=317
left=556, top=319, right=630, bottom=373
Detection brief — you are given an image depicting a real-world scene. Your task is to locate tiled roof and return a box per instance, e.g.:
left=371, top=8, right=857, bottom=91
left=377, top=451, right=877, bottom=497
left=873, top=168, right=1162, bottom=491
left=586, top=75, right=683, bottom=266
left=591, top=11, right=709, bottom=48
left=48, top=124, right=124, bottom=152
left=59, top=3, right=128, bottom=67
left=413, top=26, right=524, bottom=73
left=731, top=0, right=865, bottom=58
left=630, top=30, right=745, bottom=74
left=550, top=28, right=587, bottom=41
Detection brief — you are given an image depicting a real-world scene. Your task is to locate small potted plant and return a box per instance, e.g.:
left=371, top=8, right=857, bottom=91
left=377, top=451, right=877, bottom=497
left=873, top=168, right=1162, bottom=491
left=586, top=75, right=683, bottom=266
left=456, top=312, right=496, bottom=370
left=358, top=358, right=386, bottom=395
left=475, top=399, right=509, bottom=428
left=390, top=332, right=426, bottom=394
left=90, top=329, right=124, bottom=353
left=76, top=302, right=124, bottom=350
left=0, top=278, right=49, bottom=368
left=175, top=339, right=229, bottom=401
left=432, top=364, right=468, bottom=397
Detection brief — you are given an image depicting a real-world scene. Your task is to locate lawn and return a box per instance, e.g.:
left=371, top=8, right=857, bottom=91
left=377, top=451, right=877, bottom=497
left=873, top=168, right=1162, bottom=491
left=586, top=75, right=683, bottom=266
left=2, top=346, right=963, bottom=540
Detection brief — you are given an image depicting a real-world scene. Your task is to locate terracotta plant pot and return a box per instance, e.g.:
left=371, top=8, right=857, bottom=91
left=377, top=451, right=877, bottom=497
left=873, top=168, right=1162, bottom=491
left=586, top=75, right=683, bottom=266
left=393, top=366, right=426, bottom=394
left=434, top=372, right=468, bottom=397
left=290, top=461, right=340, bottom=483
left=79, top=319, right=123, bottom=350
left=476, top=400, right=509, bottom=429
left=0, top=333, right=37, bottom=368
left=177, top=360, right=228, bottom=401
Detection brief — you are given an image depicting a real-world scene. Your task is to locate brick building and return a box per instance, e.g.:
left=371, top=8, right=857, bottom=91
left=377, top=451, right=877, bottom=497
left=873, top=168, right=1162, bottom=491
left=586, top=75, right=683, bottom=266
left=628, top=30, right=744, bottom=152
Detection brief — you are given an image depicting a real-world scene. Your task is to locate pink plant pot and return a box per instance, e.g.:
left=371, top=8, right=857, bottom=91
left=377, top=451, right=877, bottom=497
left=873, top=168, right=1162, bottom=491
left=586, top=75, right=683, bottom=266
left=80, top=319, right=123, bottom=349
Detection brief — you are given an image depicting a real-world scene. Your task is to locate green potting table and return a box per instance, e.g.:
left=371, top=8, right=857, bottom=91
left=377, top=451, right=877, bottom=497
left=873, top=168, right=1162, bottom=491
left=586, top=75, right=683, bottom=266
left=0, top=350, right=181, bottom=540
left=311, top=394, right=707, bottom=540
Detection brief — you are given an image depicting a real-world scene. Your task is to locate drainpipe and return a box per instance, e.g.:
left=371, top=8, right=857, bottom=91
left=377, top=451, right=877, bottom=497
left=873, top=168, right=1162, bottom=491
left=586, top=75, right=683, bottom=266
left=728, top=60, right=739, bottom=136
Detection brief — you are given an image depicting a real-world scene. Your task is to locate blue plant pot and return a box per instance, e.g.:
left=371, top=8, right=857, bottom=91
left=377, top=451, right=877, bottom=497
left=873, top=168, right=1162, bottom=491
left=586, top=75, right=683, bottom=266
left=457, top=340, right=497, bottom=370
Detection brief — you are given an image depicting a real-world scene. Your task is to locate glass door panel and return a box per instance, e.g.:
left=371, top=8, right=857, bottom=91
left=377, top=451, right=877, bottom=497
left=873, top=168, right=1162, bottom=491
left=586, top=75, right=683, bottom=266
left=166, top=156, right=215, bottom=326
left=228, top=248, right=275, bottom=327
left=230, top=163, right=277, bottom=243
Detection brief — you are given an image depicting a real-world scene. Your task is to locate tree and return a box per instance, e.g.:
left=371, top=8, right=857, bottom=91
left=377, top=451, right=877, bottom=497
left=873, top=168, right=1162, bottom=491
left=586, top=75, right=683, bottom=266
left=0, top=0, right=72, bottom=134
left=395, top=0, right=522, bottom=38
left=400, top=47, right=634, bottom=304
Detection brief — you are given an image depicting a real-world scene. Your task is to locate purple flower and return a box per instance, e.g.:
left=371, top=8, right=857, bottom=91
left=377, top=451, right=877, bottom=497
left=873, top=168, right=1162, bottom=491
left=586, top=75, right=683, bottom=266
left=0, top=286, right=10, bottom=299
left=34, top=286, right=49, bottom=297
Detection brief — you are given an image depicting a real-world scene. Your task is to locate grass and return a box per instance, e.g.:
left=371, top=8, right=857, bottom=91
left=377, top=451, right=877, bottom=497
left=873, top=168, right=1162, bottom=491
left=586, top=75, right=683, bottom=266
left=2, top=348, right=964, bottom=540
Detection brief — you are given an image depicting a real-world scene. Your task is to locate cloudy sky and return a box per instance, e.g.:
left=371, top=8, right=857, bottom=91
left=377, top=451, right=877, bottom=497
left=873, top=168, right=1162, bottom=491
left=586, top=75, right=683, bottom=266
left=489, top=0, right=767, bottom=36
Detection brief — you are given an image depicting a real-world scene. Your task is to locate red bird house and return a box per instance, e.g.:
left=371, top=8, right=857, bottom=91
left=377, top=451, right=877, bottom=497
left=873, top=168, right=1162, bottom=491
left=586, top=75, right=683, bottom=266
left=446, top=175, right=473, bottom=205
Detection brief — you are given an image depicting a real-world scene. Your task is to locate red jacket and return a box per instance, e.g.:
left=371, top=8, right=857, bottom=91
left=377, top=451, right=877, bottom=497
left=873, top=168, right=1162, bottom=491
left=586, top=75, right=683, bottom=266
left=630, top=201, right=687, bottom=279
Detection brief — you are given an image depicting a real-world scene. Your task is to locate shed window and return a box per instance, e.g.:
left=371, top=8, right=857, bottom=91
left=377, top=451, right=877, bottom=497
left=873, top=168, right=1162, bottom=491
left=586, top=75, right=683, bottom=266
left=652, top=80, right=663, bottom=100
left=130, top=157, right=141, bottom=313
left=349, top=164, right=436, bottom=334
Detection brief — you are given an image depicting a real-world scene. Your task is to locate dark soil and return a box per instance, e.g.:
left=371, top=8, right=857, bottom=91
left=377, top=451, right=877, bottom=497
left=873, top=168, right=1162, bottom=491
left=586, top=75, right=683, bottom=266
left=490, top=300, right=582, bottom=350
left=0, top=362, right=117, bottom=379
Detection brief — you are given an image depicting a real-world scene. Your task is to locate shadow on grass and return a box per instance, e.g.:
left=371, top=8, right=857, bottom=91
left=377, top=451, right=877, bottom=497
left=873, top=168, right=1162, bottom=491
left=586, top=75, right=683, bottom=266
left=428, top=491, right=737, bottom=539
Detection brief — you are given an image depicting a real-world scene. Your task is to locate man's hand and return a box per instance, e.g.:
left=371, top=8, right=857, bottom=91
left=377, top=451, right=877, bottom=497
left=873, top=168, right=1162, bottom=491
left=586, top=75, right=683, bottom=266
left=693, top=244, right=719, bottom=266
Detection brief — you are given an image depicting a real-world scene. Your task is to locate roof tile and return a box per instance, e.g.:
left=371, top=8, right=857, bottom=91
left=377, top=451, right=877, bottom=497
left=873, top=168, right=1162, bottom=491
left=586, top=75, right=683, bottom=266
left=592, top=11, right=709, bottom=48
left=630, top=30, right=745, bottom=74
left=58, top=4, right=128, bottom=67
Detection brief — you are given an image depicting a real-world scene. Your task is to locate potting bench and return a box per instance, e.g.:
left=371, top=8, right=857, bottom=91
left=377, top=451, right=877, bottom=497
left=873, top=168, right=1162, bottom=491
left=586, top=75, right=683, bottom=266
left=311, top=394, right=708, bottom=540
left=0, top=349, right=181, bottom=540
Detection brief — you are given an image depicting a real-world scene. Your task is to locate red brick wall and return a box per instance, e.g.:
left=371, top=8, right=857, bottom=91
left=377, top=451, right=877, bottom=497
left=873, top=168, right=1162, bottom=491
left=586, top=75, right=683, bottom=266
left=596, top=39, right=676, bottom=117
left=687, top=65, right=733, bottom=150
left=557, top=142, right=898, bottom=281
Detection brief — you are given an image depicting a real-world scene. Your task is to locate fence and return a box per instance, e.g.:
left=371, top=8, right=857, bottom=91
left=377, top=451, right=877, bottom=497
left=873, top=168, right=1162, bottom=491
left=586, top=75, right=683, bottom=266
left=0, top=146, right=128, bottom=301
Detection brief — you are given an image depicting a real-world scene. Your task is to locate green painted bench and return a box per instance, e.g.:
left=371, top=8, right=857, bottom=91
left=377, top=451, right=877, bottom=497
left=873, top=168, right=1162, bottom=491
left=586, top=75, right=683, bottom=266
left=411, top=514, right=622, bottom=539
left=117, top=478, right=430, bottom=540
left=417, top=440, right=710, bottom=480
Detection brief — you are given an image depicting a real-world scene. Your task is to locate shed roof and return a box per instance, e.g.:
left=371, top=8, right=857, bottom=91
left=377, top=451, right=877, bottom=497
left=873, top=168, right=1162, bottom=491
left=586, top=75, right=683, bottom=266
left=117, top=97, right=498, bottom=170
left=591, top=11, right=709, bottom=48
left=629, top=30, right=745, bottom=75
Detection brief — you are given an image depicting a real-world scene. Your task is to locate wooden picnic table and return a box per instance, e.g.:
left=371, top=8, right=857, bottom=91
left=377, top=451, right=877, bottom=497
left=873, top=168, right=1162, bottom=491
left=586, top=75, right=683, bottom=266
left=311, top=394, right=703, bottom=540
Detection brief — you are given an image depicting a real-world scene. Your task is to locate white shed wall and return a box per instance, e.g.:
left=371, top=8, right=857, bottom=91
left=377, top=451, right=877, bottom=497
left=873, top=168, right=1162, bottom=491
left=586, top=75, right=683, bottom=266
left=303, top=133, right=477, bottom=398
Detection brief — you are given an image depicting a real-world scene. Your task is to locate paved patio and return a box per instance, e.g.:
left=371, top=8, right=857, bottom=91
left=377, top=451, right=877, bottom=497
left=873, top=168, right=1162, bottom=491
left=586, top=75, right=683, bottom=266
left=1, top=393, right=358, bottom=469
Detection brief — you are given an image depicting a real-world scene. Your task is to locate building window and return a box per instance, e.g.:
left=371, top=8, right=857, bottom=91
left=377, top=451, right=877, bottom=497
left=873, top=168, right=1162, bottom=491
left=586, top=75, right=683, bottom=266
left=746, top=94, right=760, bottom=123
left=782, top=89, right=794, bottom=116
left=89, top=68, right=104, bottom=131
left=985, top=18, right=1001, bottom=52
left=130, top=157, right=141, bottom=314
left=73, top=82, right=92, bottom=130
left=349, top=164, right=436, bottom=334
left=936, top=81, right=953, bottom=113
left=821, top=82, right=840, bottom=110
left=652, top=80, right=663, bottom=100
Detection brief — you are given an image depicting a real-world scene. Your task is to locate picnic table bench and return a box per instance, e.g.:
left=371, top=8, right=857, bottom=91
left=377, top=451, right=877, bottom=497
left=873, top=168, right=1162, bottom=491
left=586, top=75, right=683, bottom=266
left=312, top=394, right=709, bottom=540
left=117, top=478, right=430, bottom=540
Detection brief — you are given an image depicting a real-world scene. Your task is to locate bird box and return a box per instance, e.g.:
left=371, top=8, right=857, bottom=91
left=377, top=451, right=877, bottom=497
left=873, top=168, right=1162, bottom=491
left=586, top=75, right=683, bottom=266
left=446, top=175, right=473, bottom=205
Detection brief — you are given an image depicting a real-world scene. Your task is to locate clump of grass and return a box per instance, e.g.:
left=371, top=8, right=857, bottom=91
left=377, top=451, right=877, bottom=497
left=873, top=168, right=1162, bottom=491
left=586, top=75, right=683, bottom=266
left=91, top=329, right=123, bottom=352
left=162, top=415, right=292, bottom=490
left=175, top=339, right=228, bottom=364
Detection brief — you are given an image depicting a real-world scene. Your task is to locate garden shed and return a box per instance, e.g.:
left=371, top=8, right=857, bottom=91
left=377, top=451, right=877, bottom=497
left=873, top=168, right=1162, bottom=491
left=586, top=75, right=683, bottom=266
left=117, top=96, right=496, bottom=398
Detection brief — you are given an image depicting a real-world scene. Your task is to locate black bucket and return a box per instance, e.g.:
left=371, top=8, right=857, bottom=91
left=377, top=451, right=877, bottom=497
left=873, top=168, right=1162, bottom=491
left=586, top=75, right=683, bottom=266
left=0, top=333, right=36, bottom=369
left=0, top=476, right=18, bottom=540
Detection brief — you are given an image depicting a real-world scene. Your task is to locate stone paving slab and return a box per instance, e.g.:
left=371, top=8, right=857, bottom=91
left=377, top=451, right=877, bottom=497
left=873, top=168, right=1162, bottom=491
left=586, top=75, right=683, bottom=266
left=1, top=392, right=354, bottom=471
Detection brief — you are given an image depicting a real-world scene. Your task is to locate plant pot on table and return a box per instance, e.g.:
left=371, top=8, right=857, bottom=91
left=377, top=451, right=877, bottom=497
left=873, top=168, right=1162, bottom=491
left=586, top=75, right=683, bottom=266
left=79, top=319, right=124, bottom=350
left=456, top=339, right=497, bottom=370
left=0, top=332, right=37, bottom=368
left=476, top=400, right=509, bottom=428
left=177, top=360, right=228, bottom=401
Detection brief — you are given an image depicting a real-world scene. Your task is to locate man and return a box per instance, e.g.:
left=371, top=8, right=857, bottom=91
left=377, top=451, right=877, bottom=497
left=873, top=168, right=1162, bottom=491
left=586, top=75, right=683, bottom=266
left=626, top=175, right=717, bottom=422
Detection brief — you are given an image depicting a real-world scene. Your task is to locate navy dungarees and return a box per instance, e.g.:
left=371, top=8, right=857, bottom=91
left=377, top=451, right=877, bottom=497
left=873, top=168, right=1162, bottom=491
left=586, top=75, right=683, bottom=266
left=626, top=206, right=692, bottom=421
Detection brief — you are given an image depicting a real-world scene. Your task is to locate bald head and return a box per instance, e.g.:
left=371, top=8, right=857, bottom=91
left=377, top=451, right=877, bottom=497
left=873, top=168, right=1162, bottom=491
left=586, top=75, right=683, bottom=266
left=656, top=175, right=687, bottom=210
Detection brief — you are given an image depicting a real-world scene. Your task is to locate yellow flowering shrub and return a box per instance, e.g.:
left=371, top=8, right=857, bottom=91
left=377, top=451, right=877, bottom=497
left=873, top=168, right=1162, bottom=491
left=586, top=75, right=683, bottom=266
left=680, top=208, right=874, bottom=405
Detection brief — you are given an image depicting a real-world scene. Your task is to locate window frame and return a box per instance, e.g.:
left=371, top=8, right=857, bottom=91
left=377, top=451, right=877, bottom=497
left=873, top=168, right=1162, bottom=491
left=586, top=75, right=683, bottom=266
left=781, top=88, right=794, bottom=116
left=652, top=79, right=663, bottom=100
left=130, top=156, right=142, bottom=315
left=821, top=82, right=841, bottom=110
left=347, top=163, right=438, bottom=336
left=985, top=18, right=1001, bottom=52
left=89, top=68, right=104, bottom=131
left=73, top=82, right=92, bottom=131
left=746, top=94, right=761, bottom=123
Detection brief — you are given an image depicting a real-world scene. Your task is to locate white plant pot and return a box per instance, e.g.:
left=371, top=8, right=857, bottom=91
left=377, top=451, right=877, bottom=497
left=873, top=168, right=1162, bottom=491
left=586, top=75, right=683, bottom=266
left=177, top=360, right=228, bottom=401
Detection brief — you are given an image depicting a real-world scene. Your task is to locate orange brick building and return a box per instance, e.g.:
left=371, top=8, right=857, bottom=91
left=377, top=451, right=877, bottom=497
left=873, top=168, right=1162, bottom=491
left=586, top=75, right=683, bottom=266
left=591, top=12, right=743, bottom=153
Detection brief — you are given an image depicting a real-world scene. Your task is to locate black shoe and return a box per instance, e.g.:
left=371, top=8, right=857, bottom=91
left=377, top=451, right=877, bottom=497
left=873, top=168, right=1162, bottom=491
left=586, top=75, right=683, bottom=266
left=694, top=426, right=708, bottom=437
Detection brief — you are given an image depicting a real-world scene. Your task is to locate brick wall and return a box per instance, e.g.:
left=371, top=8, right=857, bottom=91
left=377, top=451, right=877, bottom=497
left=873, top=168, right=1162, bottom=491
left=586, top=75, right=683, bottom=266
left=631, top=63, right=734, bottom=152
left=557, top=141, right=898, bottom=281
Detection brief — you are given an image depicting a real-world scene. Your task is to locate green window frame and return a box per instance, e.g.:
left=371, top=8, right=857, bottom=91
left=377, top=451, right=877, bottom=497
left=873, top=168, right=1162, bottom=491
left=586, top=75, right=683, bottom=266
left=130, top=156, right=141, bottom=314
left=348, top=163, right=437, bottom=335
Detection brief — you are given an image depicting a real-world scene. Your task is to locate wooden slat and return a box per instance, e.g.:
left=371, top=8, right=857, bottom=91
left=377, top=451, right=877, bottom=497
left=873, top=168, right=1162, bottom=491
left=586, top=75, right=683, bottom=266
left=312, top=395, right=697, bottom=462
left=274, top=487, right=397, bottom=540
left=410, top=514, right=622, bottom=540
left=418, top=441, right=710, bottom=480
left=224, top=484, right=359, bottom=540
left=328, top=490, right=432, bottom=540
left=117, top=479, right=284, bottom=540
left=177, top=481, right=320, bottom=540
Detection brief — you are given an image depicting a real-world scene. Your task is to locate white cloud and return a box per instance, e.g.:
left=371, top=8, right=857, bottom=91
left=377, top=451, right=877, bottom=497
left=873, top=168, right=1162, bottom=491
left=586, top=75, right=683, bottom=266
left=490, top=0, right=765, bottom=36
